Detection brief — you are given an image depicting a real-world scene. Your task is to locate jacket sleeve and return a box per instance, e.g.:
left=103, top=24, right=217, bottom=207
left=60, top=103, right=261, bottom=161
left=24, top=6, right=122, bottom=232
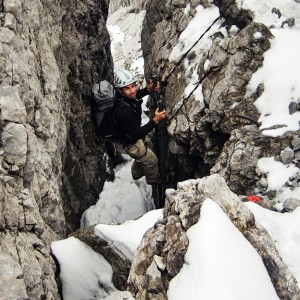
left=116, top=106, right=156, bottom=141
left=136, top=87, right=149, bottom=99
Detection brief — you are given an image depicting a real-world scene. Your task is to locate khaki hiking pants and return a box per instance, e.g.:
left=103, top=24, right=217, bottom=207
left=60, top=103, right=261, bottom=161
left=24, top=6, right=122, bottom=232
left=116, top=139, right=160, bottom=183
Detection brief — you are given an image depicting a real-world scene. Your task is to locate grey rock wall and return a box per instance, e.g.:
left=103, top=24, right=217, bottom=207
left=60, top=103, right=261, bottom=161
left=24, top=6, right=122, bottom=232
left=53, top=0, right=300, bottom=298
left=141, top=0, right=300, bottom=197
left=127, top=175, right=300, bottom=299
left=71, top=175, right=300, bottom=299
left=71, top=225, right=132, bottom=291
left=59, top=0, right=113, bottom=234
left=0, top=0, right=113, bottom=298
left=109, top=0, right=148, bottom=14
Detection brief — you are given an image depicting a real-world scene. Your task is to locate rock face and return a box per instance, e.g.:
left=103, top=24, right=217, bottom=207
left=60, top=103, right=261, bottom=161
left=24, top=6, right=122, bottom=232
left=109, top=0, right=148, bottom=14
left=71, top=226, right=132, bottom=291
left=141, top=0, right=300, bottom=199
left=0, top=0, right=113, bottom=298
left=127, top=175, right=300, bottom=299
left=1, top=0, right=300, bottom=297
left=59, top=0, right=113, bottom=234
left=71, top=175, right=300, bottom=299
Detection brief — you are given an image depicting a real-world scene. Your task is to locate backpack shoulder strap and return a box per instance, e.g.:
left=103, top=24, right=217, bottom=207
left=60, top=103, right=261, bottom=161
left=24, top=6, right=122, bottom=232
left=115, top=98, right=130, bottom=108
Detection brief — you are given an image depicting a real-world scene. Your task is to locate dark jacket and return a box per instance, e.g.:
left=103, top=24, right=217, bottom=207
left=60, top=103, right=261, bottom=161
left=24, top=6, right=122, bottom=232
left=115, top=87, right=156, bottom=145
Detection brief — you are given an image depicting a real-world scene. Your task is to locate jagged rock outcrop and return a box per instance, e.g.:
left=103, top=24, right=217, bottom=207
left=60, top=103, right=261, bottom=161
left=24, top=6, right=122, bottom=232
left=0, top=0, right=113, bottom=298
left=1, top=0, right=299, bottom=297
left=109, top=0, right=148, bottom=14
left=127, top=174, right=300, bottom=299
left=141, top=0, right=300, bottom=198
left=107, top=6, right=146, bottom=75
left=210, top=125, right=293, bottom=195
left=71, top=225, right=131, bottom=291
left=70, top=174, right=300, bottom=299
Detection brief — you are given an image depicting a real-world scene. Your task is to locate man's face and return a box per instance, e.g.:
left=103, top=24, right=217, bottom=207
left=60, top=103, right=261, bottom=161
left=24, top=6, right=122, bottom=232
left=121, top=82, right=137, bottom=99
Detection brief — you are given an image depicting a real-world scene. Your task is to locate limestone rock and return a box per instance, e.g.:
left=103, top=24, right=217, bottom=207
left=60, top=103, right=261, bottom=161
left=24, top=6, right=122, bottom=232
left=2, top=122, right=27, bottom=166
left=1, top=0, right=300, bottom=297
left=0, top=0, right=113, bottom=298
left=283, top=198, right=300, bottom=212
left=71, top=225, right=132, bottom=291
left=128, top=175, right=300, bottom=299
left=0, top=86, right=26, bottom=124
left=0, top=251, right=28, bottom=299
left=210, top=126, right=292, bottom=195
left=140, top=0, right=297, bottom=200
left=109, top=0, right=148, bottom=14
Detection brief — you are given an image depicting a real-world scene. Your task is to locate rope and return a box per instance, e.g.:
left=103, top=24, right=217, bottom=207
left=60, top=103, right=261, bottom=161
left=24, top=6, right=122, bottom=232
left=167, top=65, right=221, bottom=122
left=160, top=15, right=222, bottom=122
left=150, top=1, right=239, bottom=123
left=163, top=16, right=221, bottom=83
left=234, top=114, right=261, bottom=127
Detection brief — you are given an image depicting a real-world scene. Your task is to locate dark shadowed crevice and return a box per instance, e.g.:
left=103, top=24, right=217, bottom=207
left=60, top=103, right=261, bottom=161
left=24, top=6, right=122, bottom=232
left=58, top=0, right=114, bottom=234
left=213, top=0, right=254, bottom=29
left=166, top=125, right=230, bottom=189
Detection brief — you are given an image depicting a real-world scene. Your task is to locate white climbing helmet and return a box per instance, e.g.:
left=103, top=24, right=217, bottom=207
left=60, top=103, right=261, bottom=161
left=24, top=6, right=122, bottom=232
left=114, top=69, right=135, bottom=88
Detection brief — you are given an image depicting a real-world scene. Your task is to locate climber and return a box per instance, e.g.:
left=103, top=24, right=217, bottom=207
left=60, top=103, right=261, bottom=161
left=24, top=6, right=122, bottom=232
left=113, top=68, right=167, bottom=185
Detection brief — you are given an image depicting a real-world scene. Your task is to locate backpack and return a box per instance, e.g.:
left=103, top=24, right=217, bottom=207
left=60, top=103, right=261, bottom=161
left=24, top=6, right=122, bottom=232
left=89, top=80, right=118, bottom=139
